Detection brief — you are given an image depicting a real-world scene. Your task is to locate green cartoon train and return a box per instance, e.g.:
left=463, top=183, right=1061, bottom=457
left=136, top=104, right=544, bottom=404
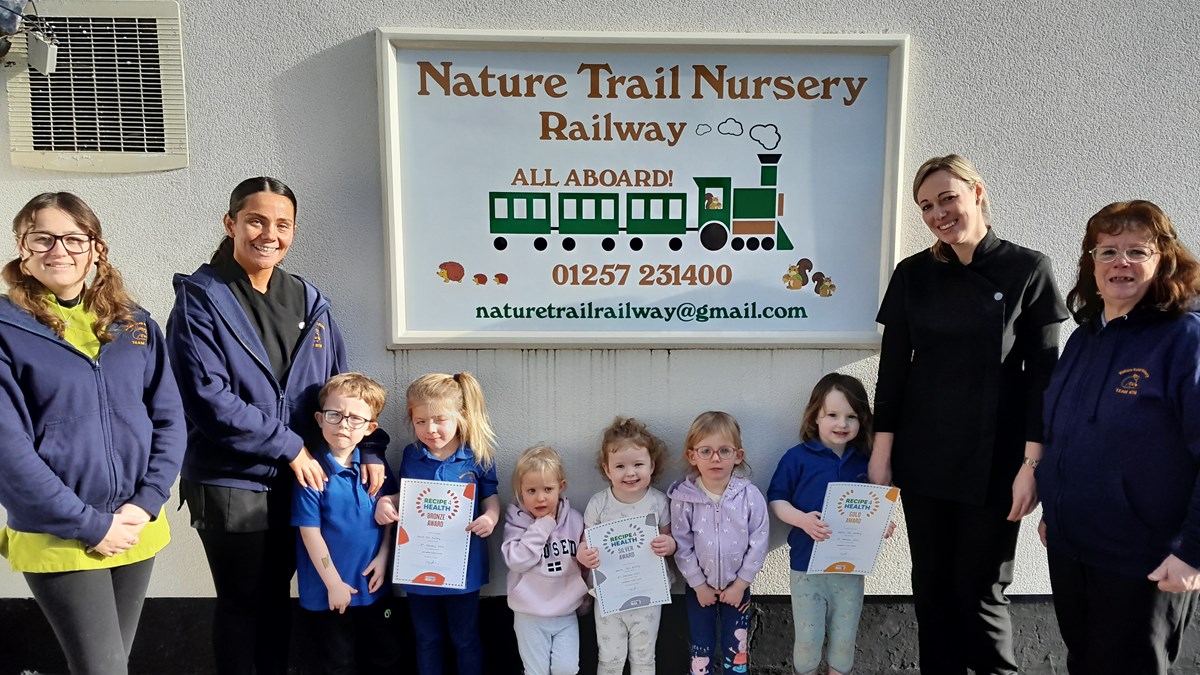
left=488, top=154, right=794, bottom=252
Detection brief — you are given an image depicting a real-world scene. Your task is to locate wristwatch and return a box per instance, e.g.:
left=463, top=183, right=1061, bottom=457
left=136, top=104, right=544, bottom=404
left=1022, top=457, right=1040, bottom=469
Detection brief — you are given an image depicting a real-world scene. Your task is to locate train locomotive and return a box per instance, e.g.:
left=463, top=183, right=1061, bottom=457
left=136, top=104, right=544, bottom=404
left=488, top=154, right=793, bottom=252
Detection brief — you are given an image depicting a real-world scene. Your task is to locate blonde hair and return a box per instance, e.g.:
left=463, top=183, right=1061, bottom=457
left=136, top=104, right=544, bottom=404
left=683, top=411, right=752, bottom=477
left=4, top=192, right=136, bottom=342
left=597, top=416, right=670, bottom=484
left=319, top=372, right=387, bottom=419
left=406, top=371, right=496, bottom=467
left=511, top=445, right=567, bottom=502
left=912, top=154, right=992, bottom=263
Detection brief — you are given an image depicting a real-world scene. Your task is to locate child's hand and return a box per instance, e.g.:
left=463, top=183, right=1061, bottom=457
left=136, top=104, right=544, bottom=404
left=693, top=584, right=719, bottom=608
left=650, top=534, right=677, bottom=557
left=884, top=521, right=897, bottom=539
left=798, top=511, right=831, bottom=542
left=362, top=464, right=387, bottom=497
left=363, top=556, right=389, bottom=594
left=577, top=545, right=601, bottom=569
left=719, top=579, right=749, bottom=608
left=374, top=495, right=399, bottom=525
left=467, top=513, right=497, bottom=538
left=327, top=581, right=357, bottom=614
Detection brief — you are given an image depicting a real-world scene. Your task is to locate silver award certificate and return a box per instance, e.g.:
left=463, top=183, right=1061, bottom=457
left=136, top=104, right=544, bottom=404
left=587, top=513, right=672, bottom=616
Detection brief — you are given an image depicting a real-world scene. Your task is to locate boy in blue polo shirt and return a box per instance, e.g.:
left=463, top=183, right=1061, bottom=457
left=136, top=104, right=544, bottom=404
left=292, top=372, right=398, bottom=673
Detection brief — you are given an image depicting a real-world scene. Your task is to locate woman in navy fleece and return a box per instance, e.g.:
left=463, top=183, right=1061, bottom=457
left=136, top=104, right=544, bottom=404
left=1038, top=200, right=1200, bottom=675
left=0, top=192, right=186, bottom=674
left=167, top=177, right=385, bottom=675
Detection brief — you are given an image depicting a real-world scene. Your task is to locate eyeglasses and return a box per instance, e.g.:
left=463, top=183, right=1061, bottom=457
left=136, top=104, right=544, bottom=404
left=693, top=446, right=737, bottom=460
left=319, top=410, right=371, bottom=429
left=1090, top=246, right=1156, bottom=264
left=23, top=232, right=94, bottom=254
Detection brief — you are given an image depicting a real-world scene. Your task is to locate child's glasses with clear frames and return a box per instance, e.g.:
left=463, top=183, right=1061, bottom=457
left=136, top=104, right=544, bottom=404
left=692, top=446, right=737, bottom=460
left=319, top=410, right=371, bottom=429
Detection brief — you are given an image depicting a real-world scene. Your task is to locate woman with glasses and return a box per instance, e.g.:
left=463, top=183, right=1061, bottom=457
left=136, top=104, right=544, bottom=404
left=869, top=155, right=1068, bottom=674
left=167, top=177, right=387, bottom=675
left=1037, top=200, right=1200, bottom=675
left=0, top=192, right=186, bottom=673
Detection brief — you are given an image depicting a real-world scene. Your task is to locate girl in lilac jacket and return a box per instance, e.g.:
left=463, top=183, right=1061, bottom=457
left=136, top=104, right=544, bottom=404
left=670, top=411, right=769, bottom=675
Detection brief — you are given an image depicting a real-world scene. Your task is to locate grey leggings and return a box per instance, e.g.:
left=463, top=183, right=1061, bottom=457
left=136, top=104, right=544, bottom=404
left=25, top=557, right=155, bottom=675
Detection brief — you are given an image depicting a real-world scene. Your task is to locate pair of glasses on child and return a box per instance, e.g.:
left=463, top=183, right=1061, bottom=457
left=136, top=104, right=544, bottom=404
left=318, top=410, right=372, bottom=429
left=693, top=446, right=737, bottom=460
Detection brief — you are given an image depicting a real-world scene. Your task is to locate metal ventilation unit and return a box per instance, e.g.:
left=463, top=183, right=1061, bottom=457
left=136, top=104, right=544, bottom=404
left=5, top=0, right=187, bottom=172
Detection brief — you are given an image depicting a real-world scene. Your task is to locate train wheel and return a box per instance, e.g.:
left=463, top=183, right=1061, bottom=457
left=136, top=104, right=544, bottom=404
left=563, top=238, right=576, bottom=251
left=669, top=237, right=684, bottom=251
left=700, top=222, right=728, bottom=251
left=747, top=238, right=760, bottom=251
left=534, top=237, right=548, bottom=251
left=762, top=237, right=775, bottom=251
left=494, top=237, right=508, bottom=251
left=731, top=238, right=745, bottom=251
left=602, top=238, right=616, bottom=251
left=630, top=238, right=644, bottom=251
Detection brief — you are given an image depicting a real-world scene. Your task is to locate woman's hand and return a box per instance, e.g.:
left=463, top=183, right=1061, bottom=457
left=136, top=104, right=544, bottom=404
left=93, top=513, right=146, bottom=557
left=290, top=446, right=327, bottom=492
left=868, top=432, right=894, bottom=486
left=1007, top=466, right=1039, bottom=522
left=362, top=464, right=386, bottom=497
left=374, top=495, right=399, bottom=525
left=1149, top=554, right=1200, bottom=593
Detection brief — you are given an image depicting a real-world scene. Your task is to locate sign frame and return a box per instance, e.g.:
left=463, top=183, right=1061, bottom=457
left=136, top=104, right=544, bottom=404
left=377, top=28, right=908, bottom=348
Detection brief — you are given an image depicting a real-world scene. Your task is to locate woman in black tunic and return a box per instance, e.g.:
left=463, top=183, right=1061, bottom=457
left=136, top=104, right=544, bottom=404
left=869, top=155, right=1068, bottom=674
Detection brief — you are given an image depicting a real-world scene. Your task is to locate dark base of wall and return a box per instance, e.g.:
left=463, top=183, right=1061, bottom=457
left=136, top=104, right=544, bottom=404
left=2, top=595, right=1198, bottom=674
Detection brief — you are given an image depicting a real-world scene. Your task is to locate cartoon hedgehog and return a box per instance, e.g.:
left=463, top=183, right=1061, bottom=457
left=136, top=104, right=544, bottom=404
left=472, top=274, right=487, bottom=285
left=493, top=273, right=509, bottom=285
left=782, top=258, right=813, bottom=290
left=437, top=261, right=464, bottom=283
left=812, top=271, right=836, bottom=297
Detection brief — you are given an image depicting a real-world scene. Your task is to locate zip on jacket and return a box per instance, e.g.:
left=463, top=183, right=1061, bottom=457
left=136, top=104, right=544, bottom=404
left=669, top=475, right=769, bottom=591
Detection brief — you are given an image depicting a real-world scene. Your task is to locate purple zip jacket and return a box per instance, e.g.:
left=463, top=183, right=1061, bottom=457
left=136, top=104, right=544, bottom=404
left=669, top=474, right=769, bottom=590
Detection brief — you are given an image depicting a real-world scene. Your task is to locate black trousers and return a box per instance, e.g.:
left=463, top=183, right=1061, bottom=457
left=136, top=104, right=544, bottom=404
left=1048, top=549, right=1197, bottom=675
left=903, top=492, right=1020, bottom=675
left=197, top=527, right=296, bottom=675
left=303, top=599, right=400, bottom=675
left=25, top=558, right=155, bottom=675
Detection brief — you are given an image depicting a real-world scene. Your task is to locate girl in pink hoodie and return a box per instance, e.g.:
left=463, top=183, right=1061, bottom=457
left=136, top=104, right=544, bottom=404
left=670, top=411, right=769, bottom=675
left=502, top=445, right=589, bottom=675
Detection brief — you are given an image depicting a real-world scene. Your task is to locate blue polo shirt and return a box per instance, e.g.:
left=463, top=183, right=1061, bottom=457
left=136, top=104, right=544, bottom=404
left=767, top=439, right=870, bottom=572
left=292, top=447, right=387, bottom=611
left=394, top=442, right=498, bottom=595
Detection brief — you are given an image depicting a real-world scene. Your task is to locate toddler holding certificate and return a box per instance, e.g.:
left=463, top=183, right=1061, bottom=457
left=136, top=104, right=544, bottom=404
left=767, top=373, right=891, bottom=675
left=670, top=411, right=769, bottom=675
left=577, top=417, right=676, bottom=675
left=374, top=372, right=500, bottom=675
left=502, top=445, right=589, bottom=675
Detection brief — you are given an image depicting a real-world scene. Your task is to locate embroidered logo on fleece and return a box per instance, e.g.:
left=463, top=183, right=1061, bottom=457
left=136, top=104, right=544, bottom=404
left=1115, top=367, right=1149, bottom=396
left=312, top=321, right=325, bottom=349
left=130, top=322, right=149, bottom=346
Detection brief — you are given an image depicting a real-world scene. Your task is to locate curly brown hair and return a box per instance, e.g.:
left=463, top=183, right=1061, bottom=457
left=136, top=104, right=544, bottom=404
left=1066, top=200, right=1200, bottom=323
left=3, top=192, right=136, bottom=342
left=598, top=417, right=670, bottom=484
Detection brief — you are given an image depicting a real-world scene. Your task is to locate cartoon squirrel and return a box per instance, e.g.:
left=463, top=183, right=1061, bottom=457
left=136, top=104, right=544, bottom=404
left=813, top=271, right=836, bottom=297
left=436, top=261, right=465, bottom=283
left=782, top=258, right=813, bottom=290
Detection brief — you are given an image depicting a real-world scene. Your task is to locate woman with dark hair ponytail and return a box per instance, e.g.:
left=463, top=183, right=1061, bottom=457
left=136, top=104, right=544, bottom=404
left=0, top=192, right=186, bottom=674
left=167, top=177, right=387, bottom=675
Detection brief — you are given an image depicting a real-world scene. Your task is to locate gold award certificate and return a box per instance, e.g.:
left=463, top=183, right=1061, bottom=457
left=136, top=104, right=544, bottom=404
left=586, top=513, right=671, bottom=617
left=392, top=479, right=475, bottom=589
left=806, top=482, right=899, bottom=575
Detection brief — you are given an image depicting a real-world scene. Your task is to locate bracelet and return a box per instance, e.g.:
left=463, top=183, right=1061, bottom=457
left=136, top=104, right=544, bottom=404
left=1022, top=457, right=1040, bottom=469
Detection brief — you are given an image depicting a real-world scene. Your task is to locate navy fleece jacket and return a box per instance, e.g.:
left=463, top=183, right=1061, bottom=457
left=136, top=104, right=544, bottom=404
left=0, top=298, right=186, bottom=546
left=1039, top=308, right=1200, bottom=577
left=167, top=264, right=381, bottom=491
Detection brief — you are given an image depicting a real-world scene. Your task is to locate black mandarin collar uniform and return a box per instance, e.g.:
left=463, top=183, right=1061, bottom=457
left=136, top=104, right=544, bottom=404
left=211, top=248, right=307, bottom=382
left=875, top=230, right=1069, bottom=506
